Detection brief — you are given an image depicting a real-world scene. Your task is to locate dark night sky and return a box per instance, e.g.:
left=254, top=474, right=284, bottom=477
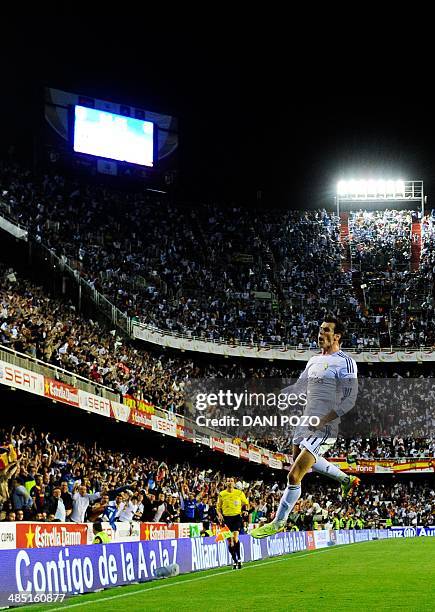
left=1, top=25, right=432, bottom=208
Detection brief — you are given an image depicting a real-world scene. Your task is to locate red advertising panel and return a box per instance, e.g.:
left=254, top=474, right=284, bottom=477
left=123, top=395, right=155, bottom=414
left=212, top=437, right=225, bottom=452
left=44, top=377, right=79, bottom=407
left=128, top=409, right=152, bottom=428
left=140, top=523, right=177, bottom=541
left=16, top=523, right=88, bottom=548
left=306, top=531, right=316, bottom=550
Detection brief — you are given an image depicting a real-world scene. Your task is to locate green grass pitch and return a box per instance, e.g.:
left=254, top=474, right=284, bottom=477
left=23, top=538, right=435, bottom=612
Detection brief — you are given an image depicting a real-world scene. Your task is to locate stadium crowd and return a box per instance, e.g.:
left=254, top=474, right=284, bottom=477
left=1, top=161, right=434, bottom=348
left=0, top=265, right=306, bottom=404
left=0, top=266, right=187, bottom=411
left=1, top=426, right=434, bottom=530
left=2, top=265, right=435, bottom=447
left=247, top=435, right=435, bottom=459
left=0, top=161, right=434, bottom=530
left=349, top=210, right=412, bottom=271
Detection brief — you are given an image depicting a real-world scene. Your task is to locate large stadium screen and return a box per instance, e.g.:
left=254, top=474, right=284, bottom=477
left=73, top=105, right=154, bottom=167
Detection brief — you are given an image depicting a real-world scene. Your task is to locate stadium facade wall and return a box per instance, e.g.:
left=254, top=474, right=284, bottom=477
left=2, top=521, right=433, bottom=553
left=0, top=358, right=288, bottom=470
left=132, top=323, right=435, bottom=362
left=3, top=528, right=432, bottom=604
left=2, top=358, right=434, bottom=472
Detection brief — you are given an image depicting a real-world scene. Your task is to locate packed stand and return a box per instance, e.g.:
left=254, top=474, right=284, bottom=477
left=1, top=426, right=434, bottom=530
left=1, top=264, right=435, bottom=449
left=247, top=434, right=435, bottom=458
left=0, top=264, right=302, bottom=409
left=350, top=210, right=411, bottom=271
left=2, top=161, right=434, bottom=348
left=347, top=210, right=435, bottom=348
left=0, top=163, right=290, bottom=344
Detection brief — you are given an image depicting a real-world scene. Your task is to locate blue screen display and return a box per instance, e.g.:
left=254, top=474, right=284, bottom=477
left=73, top=105, right=154, bottom=167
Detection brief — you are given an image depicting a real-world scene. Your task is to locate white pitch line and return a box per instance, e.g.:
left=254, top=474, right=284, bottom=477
left=44, top=542, right=370, bottom=611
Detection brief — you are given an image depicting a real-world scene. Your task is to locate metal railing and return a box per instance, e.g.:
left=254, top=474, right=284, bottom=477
left=39, top=243, right=132, bottom=336
left=130, top=321, right=435, bottom=354
left=1, top=346, right=434, bottom=462
left=0, top=343, right=228, bottom=443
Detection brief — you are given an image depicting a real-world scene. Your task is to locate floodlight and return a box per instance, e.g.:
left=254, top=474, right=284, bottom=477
left=386, top=180, right=396, bottom=195
left=337, top=178, right=412, bottom=198
left=335, top=177, right=424, bottom=218
left=395, top=180, right=405, bottom=195
left=357, top=180, right=367, bottom=195
left=338, top=181, right=347, bottom=195
left=376, top=180, right=386, bottom=195
left=366, top=180, right=377, bottom=196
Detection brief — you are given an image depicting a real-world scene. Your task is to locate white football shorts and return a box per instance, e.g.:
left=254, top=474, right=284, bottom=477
left=293, top=428, right=336, bottom=460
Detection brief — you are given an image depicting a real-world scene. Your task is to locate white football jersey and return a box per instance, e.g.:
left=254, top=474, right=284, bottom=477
left=289, top=351, right=358, bottom=438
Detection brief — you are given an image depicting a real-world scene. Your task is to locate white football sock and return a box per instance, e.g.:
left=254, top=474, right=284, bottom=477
left=274, top=484, right=301, bottom=526
left=312, top=457, right=349, bottom=483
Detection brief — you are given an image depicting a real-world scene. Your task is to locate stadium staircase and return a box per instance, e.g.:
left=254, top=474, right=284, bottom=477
left=259, top=243, right=282, bottom=297
left=350, top=270, right=365, bottom=308
left=339, top=212, right=352, bottom=272
left=411, top=218, right=422, bottom=272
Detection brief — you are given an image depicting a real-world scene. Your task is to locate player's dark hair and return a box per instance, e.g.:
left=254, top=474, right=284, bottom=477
left=93, top=521, right=103, bottom=533
left=325, top=317, right=346, bottom=342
